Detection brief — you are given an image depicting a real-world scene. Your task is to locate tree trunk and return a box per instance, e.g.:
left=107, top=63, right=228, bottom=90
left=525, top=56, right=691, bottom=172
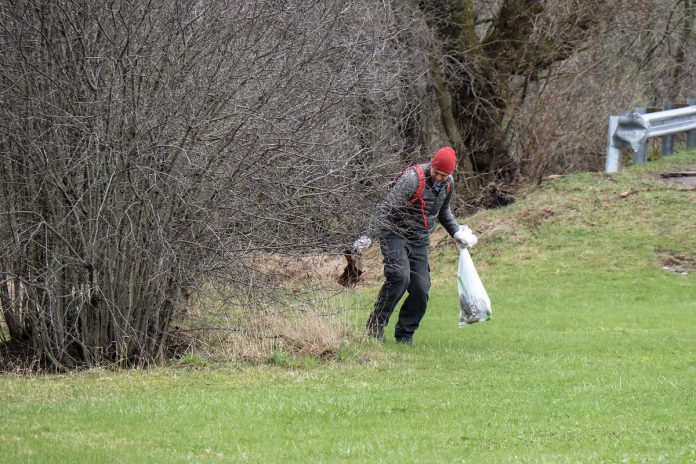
left=420, top=0, right=520, bottom=195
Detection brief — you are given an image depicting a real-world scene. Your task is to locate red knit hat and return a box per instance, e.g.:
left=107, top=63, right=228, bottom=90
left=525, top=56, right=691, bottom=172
left=430, top=146, right=457, bottom=174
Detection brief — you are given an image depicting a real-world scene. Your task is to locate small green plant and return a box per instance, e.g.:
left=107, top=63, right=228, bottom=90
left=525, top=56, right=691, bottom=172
left=266, top=350, right=292, bottom=367
left=178, top=353, right=207, bottom=368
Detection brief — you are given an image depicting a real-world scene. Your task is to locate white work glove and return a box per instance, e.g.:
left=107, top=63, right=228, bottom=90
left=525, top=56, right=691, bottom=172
left=453, top=225, right=478, bottom=248
left=352, top=236, right=372, bottom=254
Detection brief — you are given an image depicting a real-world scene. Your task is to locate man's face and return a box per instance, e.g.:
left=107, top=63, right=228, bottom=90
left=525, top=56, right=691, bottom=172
left=430, top=167, right=450, bottom=184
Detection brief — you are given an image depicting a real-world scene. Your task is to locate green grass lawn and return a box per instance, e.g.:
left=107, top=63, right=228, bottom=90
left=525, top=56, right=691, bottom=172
left=2, top=153, right=696, bottom=463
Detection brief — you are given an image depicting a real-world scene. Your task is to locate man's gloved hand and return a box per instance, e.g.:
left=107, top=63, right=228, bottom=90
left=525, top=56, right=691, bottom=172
left=352, top=236, right=372, bottom=254
left=453, top=225, right=478, bottom=248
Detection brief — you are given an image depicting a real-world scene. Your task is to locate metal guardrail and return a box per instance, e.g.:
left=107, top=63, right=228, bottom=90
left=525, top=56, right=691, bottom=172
left=605, top=98, right=696, bottom=173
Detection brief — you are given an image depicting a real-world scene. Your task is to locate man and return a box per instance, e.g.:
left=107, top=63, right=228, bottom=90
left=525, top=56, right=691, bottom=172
left=353, top=146, right=477, bottom=344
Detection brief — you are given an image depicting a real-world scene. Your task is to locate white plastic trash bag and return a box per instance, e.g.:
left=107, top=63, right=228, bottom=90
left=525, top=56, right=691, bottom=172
left=457, top=248, right=492, bottom=327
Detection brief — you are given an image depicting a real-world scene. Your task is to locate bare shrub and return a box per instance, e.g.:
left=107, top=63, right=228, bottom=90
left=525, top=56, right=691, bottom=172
left=509, top=0, right=696, bottom=179
left=386, top=0, right=696, bottom=189
left=0, top=0, right=405, bottom=369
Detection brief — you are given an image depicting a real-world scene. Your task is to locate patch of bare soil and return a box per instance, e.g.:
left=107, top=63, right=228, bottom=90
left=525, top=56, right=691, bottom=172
left=658, top=166, right=696, bottom=190
left=656, top=248, right=696, bottom=275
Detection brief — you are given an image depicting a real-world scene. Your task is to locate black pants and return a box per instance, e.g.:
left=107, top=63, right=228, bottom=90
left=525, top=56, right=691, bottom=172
left=367, top=232, right=431, bottom=339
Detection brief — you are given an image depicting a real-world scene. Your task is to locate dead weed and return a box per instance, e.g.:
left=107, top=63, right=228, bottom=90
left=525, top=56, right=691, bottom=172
left=181, top=307, right=351, bottom=363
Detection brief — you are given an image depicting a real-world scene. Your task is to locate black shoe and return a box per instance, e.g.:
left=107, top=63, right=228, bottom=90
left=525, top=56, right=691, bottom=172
left=395, top=336, right=412, bottom=346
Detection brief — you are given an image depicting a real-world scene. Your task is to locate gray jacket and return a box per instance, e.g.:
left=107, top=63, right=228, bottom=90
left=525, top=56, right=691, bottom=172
left=366, top=163, right=460, bottom=242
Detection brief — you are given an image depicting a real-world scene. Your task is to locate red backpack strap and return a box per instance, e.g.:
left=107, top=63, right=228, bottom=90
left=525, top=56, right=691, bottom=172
left=410, top=164, right=427, bottom=202
left=410, top=164, right=428, bottom=229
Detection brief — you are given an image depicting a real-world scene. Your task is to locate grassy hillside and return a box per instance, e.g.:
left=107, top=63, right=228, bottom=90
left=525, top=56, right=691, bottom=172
left=1, top=152, right=695, bottom=463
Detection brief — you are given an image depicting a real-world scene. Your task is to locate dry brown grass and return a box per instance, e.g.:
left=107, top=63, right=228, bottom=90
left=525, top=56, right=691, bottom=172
left=243, top=251, right=386, bottom=289
left=245, top=253, right=348, bottom=285
left=170, top=249, right=389, bottom=364
left=179, top=304, right=351, bottom=363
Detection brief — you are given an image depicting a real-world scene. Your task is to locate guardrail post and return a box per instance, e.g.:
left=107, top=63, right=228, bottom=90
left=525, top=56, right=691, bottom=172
left=661, top=101, right=674, bottom=156
left=605, top=115, right=620, bottom=173
left=633, top=107, right=648, bottom=164
left=688, top=98, right=696, bottom=149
